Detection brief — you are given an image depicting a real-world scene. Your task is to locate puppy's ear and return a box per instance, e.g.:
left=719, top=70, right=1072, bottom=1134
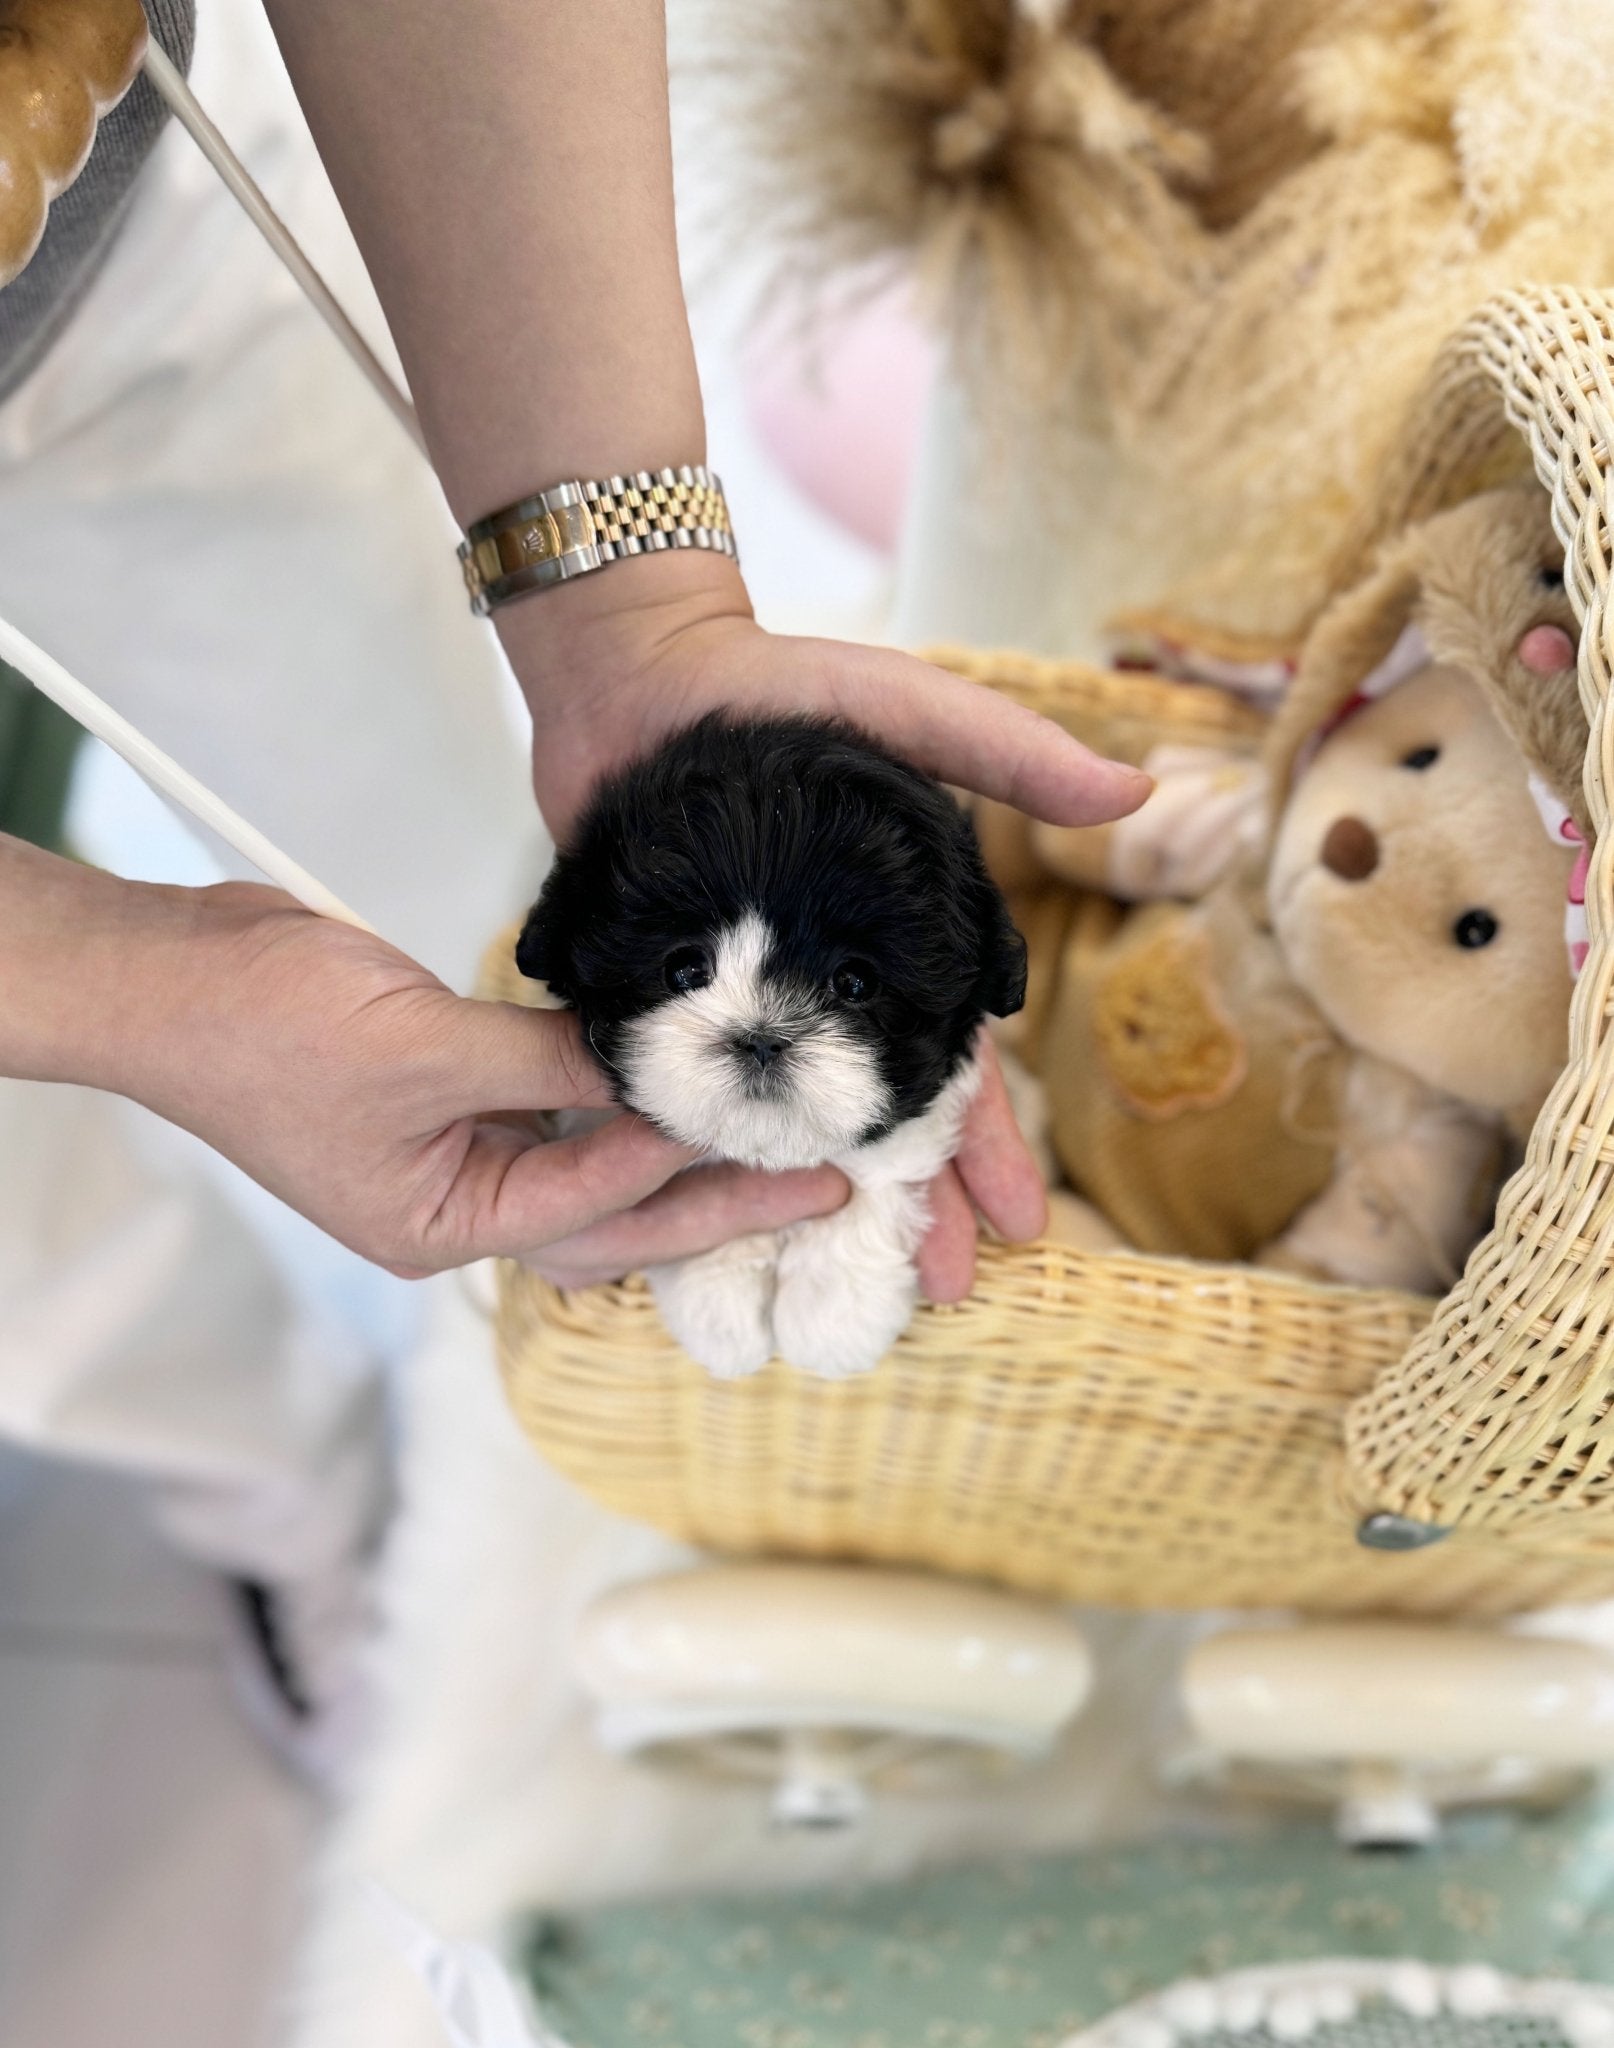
left=513, top=905, right=553, bottom=983
left=514, top=868, right=576, bottom=1001
left=975, top=886, right=1029, bottom=1019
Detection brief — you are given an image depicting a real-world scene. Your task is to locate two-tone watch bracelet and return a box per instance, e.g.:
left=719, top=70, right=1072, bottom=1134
left=458, top=464, right=737, bottom=616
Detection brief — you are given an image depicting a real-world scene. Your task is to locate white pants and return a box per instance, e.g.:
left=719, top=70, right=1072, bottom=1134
left=0, top=0, right=541, bottom=1581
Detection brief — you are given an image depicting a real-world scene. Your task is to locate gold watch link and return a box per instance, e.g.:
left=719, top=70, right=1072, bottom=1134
left=458, top=464, right=736, bottom=616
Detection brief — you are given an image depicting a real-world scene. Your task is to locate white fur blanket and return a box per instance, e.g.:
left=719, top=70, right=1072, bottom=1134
left=286, top=1272, right=1242, bottom=2048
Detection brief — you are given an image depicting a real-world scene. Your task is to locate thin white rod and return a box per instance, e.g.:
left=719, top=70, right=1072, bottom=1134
left=0, top=610, right=376, bottom=934
left=141, top=40, right=428, bottom=459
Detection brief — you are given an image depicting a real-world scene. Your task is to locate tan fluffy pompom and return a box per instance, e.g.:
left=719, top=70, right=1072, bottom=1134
left=693, top=0, right=1212, bottom=396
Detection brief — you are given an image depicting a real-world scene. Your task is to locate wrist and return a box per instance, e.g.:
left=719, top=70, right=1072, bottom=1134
left=500, top=550, right=757, bottom=836
left=501, top=544, right=753, bottom=737
left=0, top=836, right=199, bottom=1093
left=500, top=547, right=751, bottom=692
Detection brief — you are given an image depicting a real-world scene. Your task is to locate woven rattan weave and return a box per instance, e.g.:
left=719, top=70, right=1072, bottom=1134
left=492, top=287, right=1614, bottom=1616
left=1343, top=288, right=1614, bottom=1548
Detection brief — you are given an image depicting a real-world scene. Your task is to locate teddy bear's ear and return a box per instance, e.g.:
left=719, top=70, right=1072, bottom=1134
left=1412, top=485, right=1589, bottom=833
left=1266, top=546, right=1425, bottom=804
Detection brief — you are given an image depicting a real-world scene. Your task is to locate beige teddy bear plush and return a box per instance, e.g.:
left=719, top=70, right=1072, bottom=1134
left=1027, top=486, right=1585, bottom=1293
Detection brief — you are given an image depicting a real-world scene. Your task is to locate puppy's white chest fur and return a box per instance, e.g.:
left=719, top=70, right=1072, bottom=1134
left=646, top=1045, right=984, bottom=1380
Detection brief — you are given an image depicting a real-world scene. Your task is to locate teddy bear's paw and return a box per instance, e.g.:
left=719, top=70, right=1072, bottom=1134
left=646, top=1233, right=779, bottom=1379
left=771, top=1214, right=918, bottom=1379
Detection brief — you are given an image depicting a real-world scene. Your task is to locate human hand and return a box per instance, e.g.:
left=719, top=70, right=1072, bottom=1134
left=99, top=878, right=848, bottom=1281
left=915, top=1032, right=1048, bottom=1301
left=501, top=554, right=1153, bottom=842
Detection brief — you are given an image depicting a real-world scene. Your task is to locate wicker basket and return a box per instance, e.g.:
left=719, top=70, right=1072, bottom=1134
left=493, top=286, right=1614, bottom=1619
left=1343, top=288, right=1614, bottom=1551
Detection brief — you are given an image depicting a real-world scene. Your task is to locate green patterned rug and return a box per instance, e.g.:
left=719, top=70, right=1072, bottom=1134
left=519, top=1802, right=1614, bottom=2048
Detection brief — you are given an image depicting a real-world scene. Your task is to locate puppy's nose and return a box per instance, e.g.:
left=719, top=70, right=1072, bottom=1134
left=1320, top=815, right=1380, bottom=881
left=736, top=1031, right=791, bottom=1071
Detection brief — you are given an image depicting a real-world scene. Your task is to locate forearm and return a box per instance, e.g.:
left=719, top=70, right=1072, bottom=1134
left=263, top=0, right=760, bottom=820
left=0, top=833, right=193, bottom=1091
left=260, top=1, right=727, bottom=661
left=263, top=0, right=1148, bottom=854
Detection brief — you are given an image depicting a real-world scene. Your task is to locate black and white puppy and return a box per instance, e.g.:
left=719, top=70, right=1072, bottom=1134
left=517, top=713, right=1027, bottom=1378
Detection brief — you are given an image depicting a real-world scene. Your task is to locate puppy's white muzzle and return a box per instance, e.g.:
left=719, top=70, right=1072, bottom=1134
left=618, top=914, right=889, bottom=1170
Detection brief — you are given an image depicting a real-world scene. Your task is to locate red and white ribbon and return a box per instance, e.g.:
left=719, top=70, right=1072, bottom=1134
left=1288, top=622, right=1431, bottom=782
left=1529, top=773, right=1591, bottom=978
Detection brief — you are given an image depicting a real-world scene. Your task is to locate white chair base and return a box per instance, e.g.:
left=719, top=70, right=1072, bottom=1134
left=1180, top=1619, right=1614, bottom=1845
left=573, top=1562, right=1094, bottom=1828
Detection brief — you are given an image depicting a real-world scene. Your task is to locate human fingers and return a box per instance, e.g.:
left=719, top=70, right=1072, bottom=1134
left=424, top=1110, right=697, bottom=1263
left=432, top=996, right=618, bottom=1118
left=915, top=1161, right=978, bottom=1304
left=813, top=639, right=1153, bottom=828
left=952, top=1041, right=1049, bottom=1244
left=526, top=1160, right=848, bottom=1288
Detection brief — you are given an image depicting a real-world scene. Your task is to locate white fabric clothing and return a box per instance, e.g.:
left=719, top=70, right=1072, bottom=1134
left=0, top=0, right=540, bottom=1580
left=0, top=1083, right=386, bottom=1582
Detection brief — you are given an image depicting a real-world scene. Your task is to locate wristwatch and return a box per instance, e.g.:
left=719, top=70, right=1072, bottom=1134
left=458, top=464, right=736, bottom=616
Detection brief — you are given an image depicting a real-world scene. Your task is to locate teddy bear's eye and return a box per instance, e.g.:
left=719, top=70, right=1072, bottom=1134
left=663, top=945, right=712, bottom=994
left=1402, top=745, right=1440, bottom=771
left=1454, top=909, right=1500, bottom=949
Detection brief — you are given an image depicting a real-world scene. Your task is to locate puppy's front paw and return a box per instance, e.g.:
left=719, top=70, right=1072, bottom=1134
left=646, top=1233, right=779, bottom=1379
left=771, top=1212, right=918, bottom=1379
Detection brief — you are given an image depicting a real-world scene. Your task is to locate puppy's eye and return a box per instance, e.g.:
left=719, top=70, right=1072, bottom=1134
left=1540, top=563, right=1564, bottom=588
left=663, top=946, right=712, bottom=994
left=1401, top=745, right=1440, bottom=771
left=1454, top=909, right=1500, bottom=949
left=831, top=960, right=879, bottom=1003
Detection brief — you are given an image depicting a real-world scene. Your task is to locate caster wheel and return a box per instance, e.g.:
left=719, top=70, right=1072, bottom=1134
left=573, top=1562, right=1093, bottom=1828
left=1178, top=1620, right=1614, bottom=1843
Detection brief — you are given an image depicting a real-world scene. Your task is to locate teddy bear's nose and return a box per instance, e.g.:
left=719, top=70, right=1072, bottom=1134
left=1320, top=815, right=1380, bottom=881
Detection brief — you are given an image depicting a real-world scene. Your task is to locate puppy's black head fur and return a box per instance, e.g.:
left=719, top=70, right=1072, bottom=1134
left=517, top=712, right=1026, bottom=1137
